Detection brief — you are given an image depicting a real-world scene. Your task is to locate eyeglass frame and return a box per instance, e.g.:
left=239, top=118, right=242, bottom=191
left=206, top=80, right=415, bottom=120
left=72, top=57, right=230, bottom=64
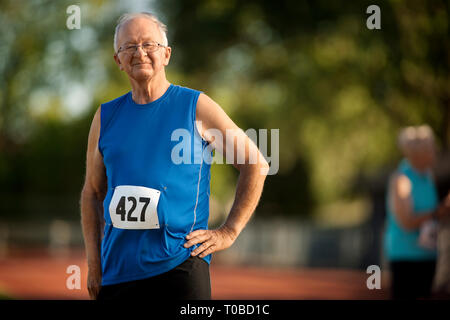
left=117, top=41, right=167, bottom=54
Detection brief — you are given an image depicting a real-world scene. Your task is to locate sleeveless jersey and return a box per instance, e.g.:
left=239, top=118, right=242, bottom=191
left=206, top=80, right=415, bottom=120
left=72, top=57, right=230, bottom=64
left=98, top=84, right=212, bottom=285
left=384, top=159, right=438, bottom=261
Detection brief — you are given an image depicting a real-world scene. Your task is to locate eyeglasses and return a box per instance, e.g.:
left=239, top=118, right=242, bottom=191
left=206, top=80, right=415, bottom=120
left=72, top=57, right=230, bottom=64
left=117, top=42, right=166, bottom=54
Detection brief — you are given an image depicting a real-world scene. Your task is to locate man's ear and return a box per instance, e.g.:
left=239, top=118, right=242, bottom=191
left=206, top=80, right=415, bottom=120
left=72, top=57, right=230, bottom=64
left=113, top=54, right=124, bottom=71
left=163, top=47, right=172, bottom=66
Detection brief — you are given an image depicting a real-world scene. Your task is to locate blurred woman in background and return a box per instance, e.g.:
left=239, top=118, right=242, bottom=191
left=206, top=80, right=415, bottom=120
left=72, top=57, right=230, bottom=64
left=384, top=125, right=450, bottom=300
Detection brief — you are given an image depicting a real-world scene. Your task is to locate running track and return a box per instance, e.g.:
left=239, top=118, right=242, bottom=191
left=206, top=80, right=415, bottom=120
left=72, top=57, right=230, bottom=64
left=0, top=248, right=389, bottom=300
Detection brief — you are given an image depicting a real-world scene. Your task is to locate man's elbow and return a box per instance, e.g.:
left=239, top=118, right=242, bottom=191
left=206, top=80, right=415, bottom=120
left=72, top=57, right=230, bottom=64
left=259, top=158, right=270, bottom=176
left=81, top=183, right=105, bottom=204
left=238, top=158, right=270, bottom=178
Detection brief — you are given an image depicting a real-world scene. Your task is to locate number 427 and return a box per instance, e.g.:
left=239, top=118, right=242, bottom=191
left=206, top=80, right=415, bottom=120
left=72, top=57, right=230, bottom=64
left=116, top=196, right=150, bottom=222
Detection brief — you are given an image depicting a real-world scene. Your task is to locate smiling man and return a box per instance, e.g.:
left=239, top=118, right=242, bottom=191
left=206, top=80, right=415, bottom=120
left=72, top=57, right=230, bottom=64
left=80, top=12, right=269, bottom=300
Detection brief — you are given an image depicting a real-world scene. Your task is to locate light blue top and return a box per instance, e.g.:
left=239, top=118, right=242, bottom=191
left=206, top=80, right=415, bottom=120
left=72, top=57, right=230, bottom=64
left=98, top=84, right=212, bottom=285
left=384, top=159, right=438, bottom=261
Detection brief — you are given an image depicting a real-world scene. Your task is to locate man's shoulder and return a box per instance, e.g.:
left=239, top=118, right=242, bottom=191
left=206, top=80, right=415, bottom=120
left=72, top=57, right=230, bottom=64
left=171, top=84, right=203, bottom=97
left=101, top=91, right=130, bottom=109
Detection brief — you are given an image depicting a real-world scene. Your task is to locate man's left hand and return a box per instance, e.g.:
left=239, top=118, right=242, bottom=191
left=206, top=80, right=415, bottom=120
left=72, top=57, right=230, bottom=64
left=184, top=226, right=237, bottom=258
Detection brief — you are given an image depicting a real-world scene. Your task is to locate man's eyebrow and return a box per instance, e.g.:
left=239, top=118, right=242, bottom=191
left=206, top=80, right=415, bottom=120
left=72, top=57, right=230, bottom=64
left=123, top=38, right=159, bottom=45
left=141, top=38, right=159, bottom=43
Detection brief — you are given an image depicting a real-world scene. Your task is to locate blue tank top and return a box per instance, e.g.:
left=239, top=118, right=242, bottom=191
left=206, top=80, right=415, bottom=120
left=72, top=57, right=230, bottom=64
left=98, top=84, right=212, bottom=285
left=383, top=159, right=438, bottom=261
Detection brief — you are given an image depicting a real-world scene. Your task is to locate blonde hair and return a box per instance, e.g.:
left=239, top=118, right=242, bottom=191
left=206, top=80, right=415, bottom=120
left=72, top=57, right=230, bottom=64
left=398, top=125, right=435, bottom=155
left=114, top=12, right=168, bottom=53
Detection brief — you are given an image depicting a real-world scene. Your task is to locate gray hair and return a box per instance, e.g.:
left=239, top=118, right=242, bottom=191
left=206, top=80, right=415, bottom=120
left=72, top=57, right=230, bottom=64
left=114, top=12, right=168, bottom=53
left=398, top=125, right=435, bottom=155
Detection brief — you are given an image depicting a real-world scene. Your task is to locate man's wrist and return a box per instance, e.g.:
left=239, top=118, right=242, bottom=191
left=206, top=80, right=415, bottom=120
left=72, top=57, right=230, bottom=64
left=221, top=223, right=240, bottom=241
left=87, top=261, right=101, bottom=270
left=86, top=254, right=101, bottom=269
left=431, top=208, right=440, bottom=220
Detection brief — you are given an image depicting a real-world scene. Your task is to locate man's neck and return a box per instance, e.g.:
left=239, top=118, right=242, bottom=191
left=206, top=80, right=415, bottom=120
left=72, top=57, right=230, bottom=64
left=130, top=76, right=171, bottom=104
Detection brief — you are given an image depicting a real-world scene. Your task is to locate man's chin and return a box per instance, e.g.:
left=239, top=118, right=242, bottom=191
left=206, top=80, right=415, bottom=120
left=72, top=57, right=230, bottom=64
left=130, top=69, right=154, bottom=81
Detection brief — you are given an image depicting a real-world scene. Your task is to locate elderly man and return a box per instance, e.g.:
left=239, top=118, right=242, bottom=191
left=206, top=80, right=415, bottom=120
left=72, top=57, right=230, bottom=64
left=80, top=12, right=269, bottom=300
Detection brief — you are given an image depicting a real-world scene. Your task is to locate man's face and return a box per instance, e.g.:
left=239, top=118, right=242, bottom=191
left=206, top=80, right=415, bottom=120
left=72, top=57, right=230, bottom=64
left=114, top=17, right=171, bottom=82
left=408, top=143, right=436, bottom=172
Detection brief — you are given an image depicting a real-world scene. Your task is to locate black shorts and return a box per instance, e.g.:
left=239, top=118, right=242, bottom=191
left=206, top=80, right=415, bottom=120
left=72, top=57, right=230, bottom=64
left=97, top=256, right=211, bottom=300
left=390, top=260, right=436, bottom=300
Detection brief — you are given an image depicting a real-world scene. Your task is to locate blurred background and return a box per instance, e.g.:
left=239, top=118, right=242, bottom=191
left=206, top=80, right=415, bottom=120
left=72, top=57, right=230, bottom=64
left=0, top=0, right=449, bottom=299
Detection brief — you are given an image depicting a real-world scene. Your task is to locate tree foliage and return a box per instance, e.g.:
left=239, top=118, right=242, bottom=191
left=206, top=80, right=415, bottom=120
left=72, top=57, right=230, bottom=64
left=0, top=0, right=448, bottom=221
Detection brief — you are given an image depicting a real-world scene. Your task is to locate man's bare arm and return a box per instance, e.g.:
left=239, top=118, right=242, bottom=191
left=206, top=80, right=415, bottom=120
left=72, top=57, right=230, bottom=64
left=221, top=157, right=268, bottom=238
left=391, top=174, right=439, bottom=230
left=184, top=93, right=269, bottom=257
left=80, top=107, right=107, bottom=299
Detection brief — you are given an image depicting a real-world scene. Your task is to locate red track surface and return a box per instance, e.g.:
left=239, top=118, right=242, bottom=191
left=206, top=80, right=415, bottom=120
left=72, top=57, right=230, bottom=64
left=0, top=248, right=390, bottom=300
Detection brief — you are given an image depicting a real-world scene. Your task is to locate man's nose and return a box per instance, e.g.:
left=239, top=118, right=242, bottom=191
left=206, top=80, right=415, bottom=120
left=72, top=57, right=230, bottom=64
left=134, top=46, right=147, bottom=57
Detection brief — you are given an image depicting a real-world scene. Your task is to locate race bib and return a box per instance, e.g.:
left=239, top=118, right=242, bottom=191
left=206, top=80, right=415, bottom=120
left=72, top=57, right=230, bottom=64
left=418, top=220, right=438, bottom=250
left=109, top=185, right=161, bottom=230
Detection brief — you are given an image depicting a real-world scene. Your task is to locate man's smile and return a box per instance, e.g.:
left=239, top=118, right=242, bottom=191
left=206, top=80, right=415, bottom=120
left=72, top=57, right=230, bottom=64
left=132, top=62, right=152, bottom=66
